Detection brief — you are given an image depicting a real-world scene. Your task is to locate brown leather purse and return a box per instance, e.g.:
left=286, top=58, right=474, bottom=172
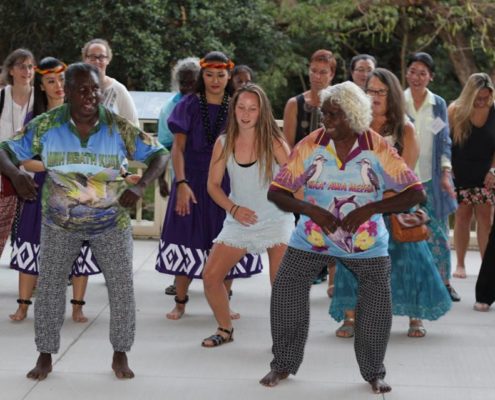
left=390, top=209, right=430, bottom=242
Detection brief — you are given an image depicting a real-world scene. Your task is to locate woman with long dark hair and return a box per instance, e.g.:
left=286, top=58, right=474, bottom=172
left=155, top=51, right=262, bottom=320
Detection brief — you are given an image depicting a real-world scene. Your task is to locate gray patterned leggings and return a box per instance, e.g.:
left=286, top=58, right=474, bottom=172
left=269, top=247, right=391, bottom=382
left=35, top=223, right=135, bottom=354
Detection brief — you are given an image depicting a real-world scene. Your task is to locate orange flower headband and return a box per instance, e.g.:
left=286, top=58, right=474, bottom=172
left=199, top=58, right=234, bottom=70
left=35, top=63, right=67, bottom=75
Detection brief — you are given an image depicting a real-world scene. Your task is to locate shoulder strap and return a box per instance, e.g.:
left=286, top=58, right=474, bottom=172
left=0, top=88, right=5, bottom=115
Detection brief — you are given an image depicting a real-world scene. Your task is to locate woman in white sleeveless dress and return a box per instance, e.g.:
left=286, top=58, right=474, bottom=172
left=202, top=84, right=294, bottom=347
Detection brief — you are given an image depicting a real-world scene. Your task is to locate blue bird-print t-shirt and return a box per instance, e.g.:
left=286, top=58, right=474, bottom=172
left=0, top=104, right=167, bottom=234
left=270, top=128, right=423, bottom=259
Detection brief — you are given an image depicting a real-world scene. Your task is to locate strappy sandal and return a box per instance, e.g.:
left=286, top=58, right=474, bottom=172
left=407, top=319, right=426, bottom=337
left=201, top=327, right=234, bottom=348
left=335, top=317, right=355, bottom=338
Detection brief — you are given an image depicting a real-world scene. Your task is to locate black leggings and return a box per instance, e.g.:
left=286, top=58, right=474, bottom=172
left=475, top=211, right=495, bottom=305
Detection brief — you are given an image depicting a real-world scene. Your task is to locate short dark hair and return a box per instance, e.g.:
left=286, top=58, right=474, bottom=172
left=309, top=49, right=337, bottom=75
left=407, top=52, right=435, bottom=74
left=64, top=62, right=100, bottom=91
left=232, top=64, right=255, bottom=81
left=349, top=54, right=377, bottom=72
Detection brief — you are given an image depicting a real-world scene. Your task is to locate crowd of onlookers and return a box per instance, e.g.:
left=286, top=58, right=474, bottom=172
left=0, top=41, right=494, bottom=394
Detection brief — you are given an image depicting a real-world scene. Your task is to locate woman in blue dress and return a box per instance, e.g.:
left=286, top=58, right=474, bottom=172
left=330, top=68, right=452, bottom=337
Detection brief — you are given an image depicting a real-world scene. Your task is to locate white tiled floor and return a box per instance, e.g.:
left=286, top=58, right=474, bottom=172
left=0, top=240, right=493, bottom=400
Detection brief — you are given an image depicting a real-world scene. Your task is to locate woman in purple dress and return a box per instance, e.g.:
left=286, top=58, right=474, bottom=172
left=156, top=51, right=262, bottom=320
left=9, top=57, right=103, bottom=322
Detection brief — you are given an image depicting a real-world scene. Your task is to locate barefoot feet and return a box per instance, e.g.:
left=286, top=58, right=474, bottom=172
left=26, top=353, right=52, bottom=380
left=453, top=266, right=467, bottom=279
left=370, top=378, right=392, bottom=394
left=9, top=304, right=29, bottom=321
left=259, top=370, right=289, bottom=387
left=167, top=295, right=188, bottom=320
left=473, top=302, right=490, bottom=312
left=72, top=304, right=88, bottom=323
left=166, top=304, right=185, bottom=320
left=230, top=308, right=241, bottom=320
left=112, top=351, right=134, bottom=379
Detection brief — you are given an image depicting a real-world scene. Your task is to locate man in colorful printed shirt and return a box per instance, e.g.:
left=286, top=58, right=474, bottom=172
left=259, top=82, right=425, bottom=394
left=0, top=63, right=168, bottom=381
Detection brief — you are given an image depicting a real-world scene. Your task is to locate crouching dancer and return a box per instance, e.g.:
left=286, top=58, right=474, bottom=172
left=0, top=63, right=168, bottom=380
left=259, top=82, right=425, bottom=394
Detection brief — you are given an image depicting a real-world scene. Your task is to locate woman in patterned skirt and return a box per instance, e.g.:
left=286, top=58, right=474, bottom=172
left=155, top=52, right=262, bottom=320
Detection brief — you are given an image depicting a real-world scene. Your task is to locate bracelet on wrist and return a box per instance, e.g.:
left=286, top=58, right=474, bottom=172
left=232, top=205, right=240, bottom=218
left=229, top=204, right=237, bottom=215
left=175, top=179, right=189, bottom=186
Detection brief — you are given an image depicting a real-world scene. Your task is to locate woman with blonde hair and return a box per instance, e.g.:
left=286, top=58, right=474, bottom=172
left=201, top=84, right=294, bottom=346
left=155, top=51, right=262, bottom=320
left=449, top=73, right=495, bottom=280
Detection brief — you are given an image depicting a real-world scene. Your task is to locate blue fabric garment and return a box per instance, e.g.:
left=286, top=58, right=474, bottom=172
left=157, top=92, right=182, bottom=149
left=430, top=95, right=458, bottom=219
left=1, top=104, right=167, bottom=234
left=423, top=180, right=452, bottom=281
left=272, top=129, right=422, bottom=259
left=329, top=214, right=452, bottom=322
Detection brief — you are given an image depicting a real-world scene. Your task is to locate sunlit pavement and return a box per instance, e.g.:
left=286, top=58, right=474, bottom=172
left=0, top=240, right=493, bottom=400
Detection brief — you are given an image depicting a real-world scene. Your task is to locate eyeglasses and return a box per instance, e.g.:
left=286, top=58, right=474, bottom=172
left=354, top=67, right=373, bottom=74
left=14, top=63, right=35, bottom=71
left=365, top=88, right=388, bottom=97
left=86, top=54, right=109, bottom=62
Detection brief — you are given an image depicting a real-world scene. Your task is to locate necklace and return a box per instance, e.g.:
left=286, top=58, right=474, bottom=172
left=199, top=92, right=229, bottom=145
left=11, top=86, right=32, bottom=135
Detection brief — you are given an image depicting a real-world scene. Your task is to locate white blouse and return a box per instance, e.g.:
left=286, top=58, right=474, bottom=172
left=0, top=85, right=34, bottom=142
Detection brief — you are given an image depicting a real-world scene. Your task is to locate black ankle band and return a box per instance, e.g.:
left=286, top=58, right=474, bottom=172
left=71, top=299, right=86, bottom=306
left=17, top=298, right=32, bottom=305
left=174, top=295, right=189, bottom=304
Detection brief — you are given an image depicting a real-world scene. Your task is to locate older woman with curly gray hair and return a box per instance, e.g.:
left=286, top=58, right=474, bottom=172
left=260, top=81, right=426, bottom=394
